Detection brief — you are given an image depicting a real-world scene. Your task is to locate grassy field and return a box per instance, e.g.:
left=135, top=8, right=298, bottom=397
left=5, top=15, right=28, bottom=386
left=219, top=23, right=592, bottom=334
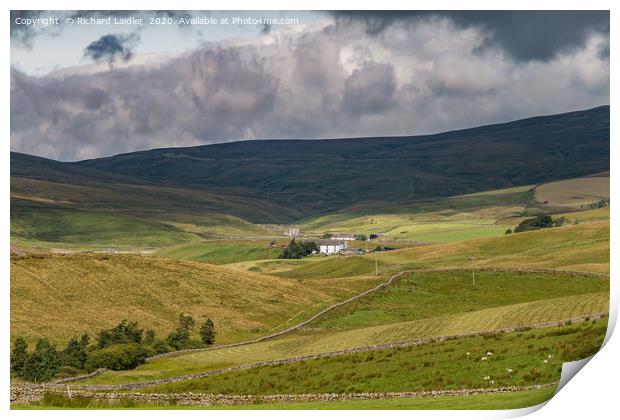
left=11, top=200, right=198, bottom=249
left=156, top=241, right=283, bottom=265
left=144, top=320, right=605, bottom=395
left=80, top=294, right=608, bottom=385
left=280, top=256, right=384, bottom=279
left=365, top=221, right=610, bottom=275
left=535, top=176, right=609, bottom=208
left=310, top=270, right=609, bottom=330
left=12, top=386, right=555, bottom=410
left=10, top=254, right=383, bottom=345
left=299, top=189, right=529, bottom=243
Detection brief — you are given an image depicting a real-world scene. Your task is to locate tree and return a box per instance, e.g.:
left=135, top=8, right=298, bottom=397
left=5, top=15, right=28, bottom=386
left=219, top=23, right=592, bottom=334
left=62, top=334, right=89, bottom=369
left=21, top=339, right=60, bottom=382
left=96, top=320, right=143, bottom=348
left=321, top=233, right=333, bottom=239
left=369, top=234, right=378, bottom=240
left=514, top=215, right=555, bottom=233
left=505, top=228, right=512, bottom=234
left=373, top=245, right=383, bottom=252
left=167, top=313, right=196, bottom=349
left=144, top=329, right=156, bottom=345
left=10, top=337, right=28, bottom=376
left=279, top=239, right=318, bottom=259
left=199, top=319, right=216, bottom=345
left=85, top=343, right=147, bottom=371
left=355, top=234, right=367, bottom=241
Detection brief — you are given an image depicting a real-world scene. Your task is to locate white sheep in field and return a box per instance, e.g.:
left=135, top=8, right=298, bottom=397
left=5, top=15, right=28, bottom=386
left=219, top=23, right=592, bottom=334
left=543, top=359, right=549, bottom=364
left=486, top=351, right=494, bottom=356
left=481, top=357, right=487, bottom=361
left=506, top=368, right=513, bottom=373
left=483, top=376, right=490, bottom=381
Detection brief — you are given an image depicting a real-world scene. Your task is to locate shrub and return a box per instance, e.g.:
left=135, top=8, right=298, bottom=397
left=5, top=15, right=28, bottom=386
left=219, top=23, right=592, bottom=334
left=10, top=337, right=28, bottom=376
left=514, top=215, right=554, bottom=233
left=21, top=339, right=61, bottom=382
left=167, top=313, right=196, bottom=350
left=199, top=319, right=216, bottom=345
left=61, top=334, right=89, bottom=369
left=96, top=320, right=143, bottom=348
left=85, top=343, right=148, bottom=371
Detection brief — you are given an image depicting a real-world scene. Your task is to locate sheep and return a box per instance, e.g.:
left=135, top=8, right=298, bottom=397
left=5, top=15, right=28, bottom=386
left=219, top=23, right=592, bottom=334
left=481, top=357, right=487, bottom=361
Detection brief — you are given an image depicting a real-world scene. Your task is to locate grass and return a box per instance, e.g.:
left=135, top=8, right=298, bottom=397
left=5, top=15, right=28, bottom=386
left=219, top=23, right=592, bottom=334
left=10, top=253, right=383, bottom=345
left=280, top=256, right=385, bottom=279
left=80, top=294, right=608, bottom=385
left=535, top=176, right=609, bottom=207
left=143, top=320, right=606, bottom=395
left=156, top=241, right=282, bottom=265
left=368, top=221, right=610, bottom=275
left=310, top=270, right=609, bottom=330
left=12, top=386, right=555, bottom=410
left=11, top=200, right=197, bottom=248
left=299, top=190, right=529, bottom=243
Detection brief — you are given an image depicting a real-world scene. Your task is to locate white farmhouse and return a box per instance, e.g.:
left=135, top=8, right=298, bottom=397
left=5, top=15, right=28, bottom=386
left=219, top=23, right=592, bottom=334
left=318, top=240, right=348, bottom=255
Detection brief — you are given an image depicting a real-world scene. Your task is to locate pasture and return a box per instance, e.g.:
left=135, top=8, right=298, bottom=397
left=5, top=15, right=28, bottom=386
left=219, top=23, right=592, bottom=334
left=144, top=319, right=606, bottom=395
left=81, top=293, right=608, bottom=385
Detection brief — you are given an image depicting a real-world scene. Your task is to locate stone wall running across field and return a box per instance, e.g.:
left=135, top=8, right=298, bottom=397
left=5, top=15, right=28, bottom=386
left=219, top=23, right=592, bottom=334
left=10, top=383, right=558, bottom=407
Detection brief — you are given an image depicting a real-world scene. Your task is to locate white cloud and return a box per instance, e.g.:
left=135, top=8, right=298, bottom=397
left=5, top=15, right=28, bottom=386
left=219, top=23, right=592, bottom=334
left=11, top=16, right=609, bottom=161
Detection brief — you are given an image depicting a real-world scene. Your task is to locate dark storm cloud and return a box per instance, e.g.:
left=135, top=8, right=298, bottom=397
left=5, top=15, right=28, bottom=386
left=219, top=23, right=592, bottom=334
left=10, top=13, right=610, bottom=161
left=333, top=11, right=610, bottom=61
left=84, top=33, right=140, bottom=63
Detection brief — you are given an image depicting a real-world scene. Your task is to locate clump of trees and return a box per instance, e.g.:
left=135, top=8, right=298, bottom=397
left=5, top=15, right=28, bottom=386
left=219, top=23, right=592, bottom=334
left=354, top=234, right=367, bottom=241
left=279, top=239, right=318, bottom=259
left=10, top=314, right=217, bottom=382
left=514, top=215, right=566, bottom=233
left=590, top=199, right=608, bottom=209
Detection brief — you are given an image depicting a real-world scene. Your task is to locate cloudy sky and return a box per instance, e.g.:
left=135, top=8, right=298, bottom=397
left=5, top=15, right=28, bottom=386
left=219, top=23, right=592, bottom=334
left=10, top=10, right=609, bottom=161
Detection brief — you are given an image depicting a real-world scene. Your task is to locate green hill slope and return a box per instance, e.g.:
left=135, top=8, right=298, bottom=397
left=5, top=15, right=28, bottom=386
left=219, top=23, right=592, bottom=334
left=13, top=106, right=609, bottom=222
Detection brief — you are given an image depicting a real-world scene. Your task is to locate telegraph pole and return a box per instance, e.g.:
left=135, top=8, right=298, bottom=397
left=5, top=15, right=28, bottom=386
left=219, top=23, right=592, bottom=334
left=472, top=269, right=476, bottom=288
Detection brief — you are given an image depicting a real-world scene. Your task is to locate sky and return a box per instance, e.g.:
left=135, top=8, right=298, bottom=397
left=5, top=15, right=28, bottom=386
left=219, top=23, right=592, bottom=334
left=10, top=10, right=610, bottom=161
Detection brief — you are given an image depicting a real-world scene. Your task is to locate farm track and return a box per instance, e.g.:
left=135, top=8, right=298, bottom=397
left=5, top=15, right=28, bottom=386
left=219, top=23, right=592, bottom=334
left=36, top=311, right=607, bottom=391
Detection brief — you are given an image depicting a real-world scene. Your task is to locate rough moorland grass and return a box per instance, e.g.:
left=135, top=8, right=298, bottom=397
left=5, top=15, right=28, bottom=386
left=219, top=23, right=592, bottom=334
left=81, top=294, right=608, bottom=385
left=11, top=386, right=555, bottom=410
left=11, top=201, right=197, bottom=248
left=144, top=320, right=606, bottom=395
left=299, top=198, right=525, bottom=243
left=535, top=177, right=609, bottom=207
left=156, top=241, right=281, bottom=265
left=311, top=270, right=609, bottom=330
left=10, top=254, right=383, bottom=345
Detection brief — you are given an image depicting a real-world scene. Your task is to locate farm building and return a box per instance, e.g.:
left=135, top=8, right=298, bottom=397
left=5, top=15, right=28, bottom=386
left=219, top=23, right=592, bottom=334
left=331, top=233, right=356, bottom=240
left=318, top=240, right=348, bottom=255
